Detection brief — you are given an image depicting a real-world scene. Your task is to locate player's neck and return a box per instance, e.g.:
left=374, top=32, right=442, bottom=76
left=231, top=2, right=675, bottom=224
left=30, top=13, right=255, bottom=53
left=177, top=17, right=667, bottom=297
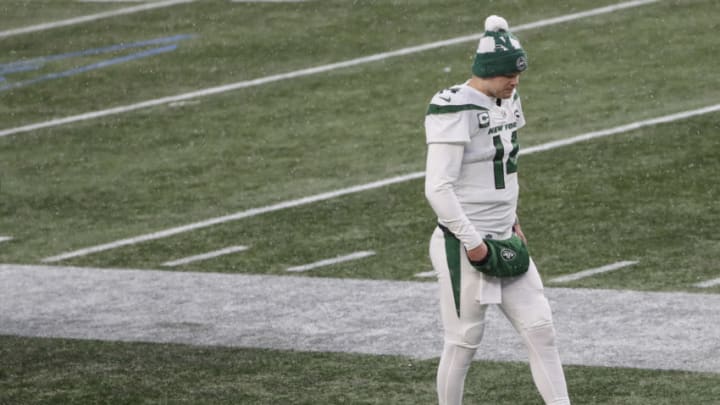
left=468, top=76, right=497, bottom=100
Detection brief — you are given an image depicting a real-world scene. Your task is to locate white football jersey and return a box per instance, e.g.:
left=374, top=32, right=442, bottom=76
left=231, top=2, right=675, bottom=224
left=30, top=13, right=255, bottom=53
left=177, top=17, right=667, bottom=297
left=425, top=81, right=525, bottom=238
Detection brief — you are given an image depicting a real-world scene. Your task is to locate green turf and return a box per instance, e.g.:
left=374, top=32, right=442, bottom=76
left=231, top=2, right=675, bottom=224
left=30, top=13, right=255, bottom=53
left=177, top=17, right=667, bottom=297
left=20, top=111, right=716, bottom=294
left=2, top=0, right=719, bottom=269
left=1, top=335, right=719, bottom=405
left=0, top=1, right=110, bottom=27
left=1, top=0, right=631, bottom=127
left=1, top=0, right=719, bottom=403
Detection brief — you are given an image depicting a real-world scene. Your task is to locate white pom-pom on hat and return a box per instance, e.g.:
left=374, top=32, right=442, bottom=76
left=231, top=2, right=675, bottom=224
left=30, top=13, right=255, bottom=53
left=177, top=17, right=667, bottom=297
left=484, top=15, right=509, bottom=32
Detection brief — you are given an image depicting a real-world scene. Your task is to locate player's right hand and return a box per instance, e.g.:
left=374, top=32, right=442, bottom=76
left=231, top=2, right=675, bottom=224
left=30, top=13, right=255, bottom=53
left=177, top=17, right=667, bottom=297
left=467, top=242, right=489, bottom=263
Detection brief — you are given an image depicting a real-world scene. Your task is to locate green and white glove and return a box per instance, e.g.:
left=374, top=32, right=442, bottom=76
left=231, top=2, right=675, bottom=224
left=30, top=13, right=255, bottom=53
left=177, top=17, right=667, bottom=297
left=470, top=235, right=530, bottom=277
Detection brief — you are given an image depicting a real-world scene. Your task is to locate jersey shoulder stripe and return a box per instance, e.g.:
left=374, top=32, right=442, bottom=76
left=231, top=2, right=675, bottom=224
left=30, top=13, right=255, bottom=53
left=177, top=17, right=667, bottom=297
left=426, top=103, right=489, bottom=115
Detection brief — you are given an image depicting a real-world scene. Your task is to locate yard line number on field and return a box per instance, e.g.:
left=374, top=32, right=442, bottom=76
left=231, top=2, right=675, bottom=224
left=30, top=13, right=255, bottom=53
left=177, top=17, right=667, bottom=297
left=0, top=0, right=658, bottom=138
left=41, top=102, right=720, bottom=263
left=0, top=0, right=194, bottom=39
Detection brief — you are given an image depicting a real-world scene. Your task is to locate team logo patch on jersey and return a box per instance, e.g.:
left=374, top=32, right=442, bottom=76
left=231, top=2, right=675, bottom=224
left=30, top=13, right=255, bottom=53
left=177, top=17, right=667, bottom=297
left=514, top=109, right=521, bottom=120
left=501, top=248, right=517, bottom=261
left=477, top=112, right=490, bottom=128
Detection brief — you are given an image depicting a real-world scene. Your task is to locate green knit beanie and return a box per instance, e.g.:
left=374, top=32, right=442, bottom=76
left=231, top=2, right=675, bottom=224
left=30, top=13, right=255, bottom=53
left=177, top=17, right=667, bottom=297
left=472, top=15, right=528, bottom=77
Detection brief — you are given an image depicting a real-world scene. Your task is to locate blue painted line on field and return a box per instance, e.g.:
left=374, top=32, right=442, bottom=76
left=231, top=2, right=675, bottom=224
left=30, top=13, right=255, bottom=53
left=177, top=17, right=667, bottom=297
left=0, top=34, right=194, bottom=90
left=0, top=62, right=42, bottom=75
left=0, top=45, right=178, bottom=92
left=0, top=34, right=193, bottom=72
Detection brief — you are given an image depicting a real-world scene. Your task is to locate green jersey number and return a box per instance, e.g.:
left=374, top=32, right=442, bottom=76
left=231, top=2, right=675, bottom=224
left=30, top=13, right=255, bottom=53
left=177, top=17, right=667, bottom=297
left=492, top=131, right=519, bottom=189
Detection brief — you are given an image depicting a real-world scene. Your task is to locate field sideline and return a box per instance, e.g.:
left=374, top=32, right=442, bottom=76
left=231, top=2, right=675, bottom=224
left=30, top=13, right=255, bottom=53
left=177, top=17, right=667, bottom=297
left=2, top=263, right=720, bottom=374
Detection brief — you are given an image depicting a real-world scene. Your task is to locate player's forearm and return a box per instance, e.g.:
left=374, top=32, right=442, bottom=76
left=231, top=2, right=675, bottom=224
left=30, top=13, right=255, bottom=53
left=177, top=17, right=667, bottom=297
left=425, top=143, right=484, bottom=250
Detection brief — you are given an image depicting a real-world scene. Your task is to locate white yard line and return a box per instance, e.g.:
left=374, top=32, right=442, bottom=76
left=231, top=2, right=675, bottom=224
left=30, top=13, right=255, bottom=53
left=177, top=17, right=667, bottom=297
left=0, top=0, right=657, bottom=139
left=550, top=261, right=639, bottom=283
left=161, top=245, right=248, bottom=267
left=41, top=103, right=720, bottom=263
left=0, top=236, right=13, bottom=243
left=693, top=277, right=720, bottom=288
left=522, top=104, right=720, bottom=154
left=41, top=173, right=421, bottom=263
left=286, top=251, right=376, bottom=272
left=521, top=105, right=720, bottom=155
left=0, top=0, right=195, bottom=39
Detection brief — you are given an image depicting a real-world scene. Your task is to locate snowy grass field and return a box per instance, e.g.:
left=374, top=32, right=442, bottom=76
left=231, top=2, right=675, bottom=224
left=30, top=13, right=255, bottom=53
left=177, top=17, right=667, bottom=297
left=1, top=0, right=719, bottom=403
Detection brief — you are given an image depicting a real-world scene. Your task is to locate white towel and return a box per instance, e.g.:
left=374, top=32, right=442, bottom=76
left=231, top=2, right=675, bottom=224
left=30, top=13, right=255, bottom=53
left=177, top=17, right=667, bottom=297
left=475, top=273, right=501, bottom=304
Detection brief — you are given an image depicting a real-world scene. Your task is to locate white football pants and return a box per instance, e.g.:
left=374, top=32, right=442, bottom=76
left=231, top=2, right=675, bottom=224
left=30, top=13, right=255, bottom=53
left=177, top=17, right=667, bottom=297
left=429, top=227, right=570, bottom=405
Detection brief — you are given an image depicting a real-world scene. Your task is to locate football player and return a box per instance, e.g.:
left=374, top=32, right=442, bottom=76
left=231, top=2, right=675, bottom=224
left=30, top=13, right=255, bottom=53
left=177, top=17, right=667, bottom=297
left=424, top=15, right=571, bottom=405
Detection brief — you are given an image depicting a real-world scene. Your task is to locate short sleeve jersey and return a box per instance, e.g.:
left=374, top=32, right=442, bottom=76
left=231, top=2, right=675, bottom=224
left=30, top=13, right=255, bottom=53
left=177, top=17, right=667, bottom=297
left=424, top=81, right=525, bottom=234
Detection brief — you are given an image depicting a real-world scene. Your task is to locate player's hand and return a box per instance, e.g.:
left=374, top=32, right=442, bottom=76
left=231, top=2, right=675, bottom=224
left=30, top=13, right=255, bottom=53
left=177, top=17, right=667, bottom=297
left=467, top=242, right=489, bottom=262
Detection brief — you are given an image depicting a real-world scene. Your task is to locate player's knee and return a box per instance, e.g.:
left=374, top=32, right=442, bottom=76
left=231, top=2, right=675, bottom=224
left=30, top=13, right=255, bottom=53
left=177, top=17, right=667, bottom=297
left=447, top=322, right=485, bottom=349
left=522, top=319, right=557, bottom=347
